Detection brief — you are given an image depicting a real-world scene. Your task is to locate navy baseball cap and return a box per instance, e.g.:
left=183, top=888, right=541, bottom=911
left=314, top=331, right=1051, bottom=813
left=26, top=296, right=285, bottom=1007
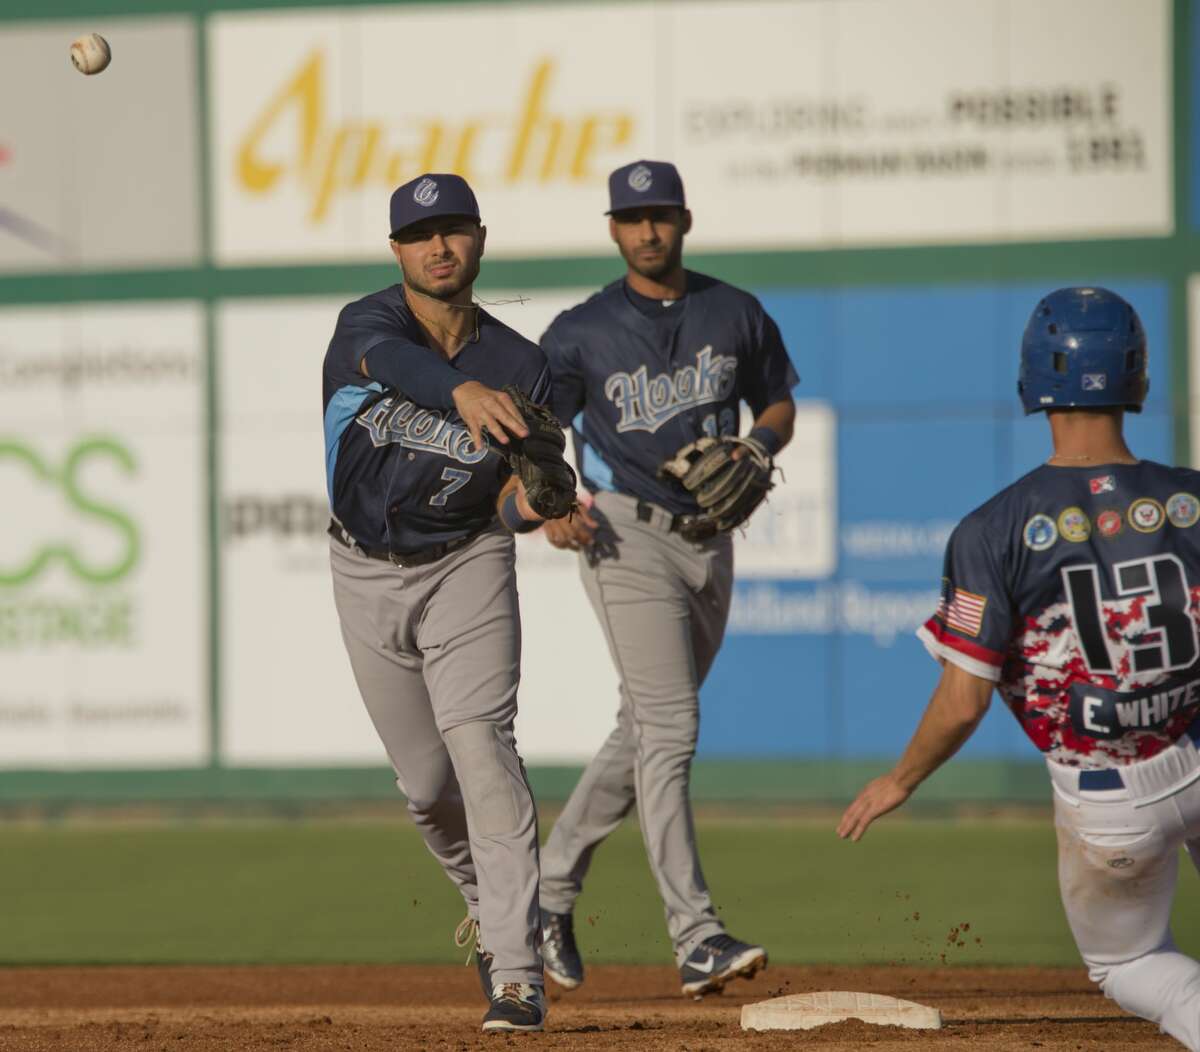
left=389, top=173, right=480, bottom=237
left=606, top=160, right=686, bottom=214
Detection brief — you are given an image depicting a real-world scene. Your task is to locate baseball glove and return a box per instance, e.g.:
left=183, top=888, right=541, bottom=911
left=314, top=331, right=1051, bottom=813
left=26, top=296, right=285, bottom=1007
left=658, top=435, right=774, bottom=541
left=501, top=385, right=578, bottom=520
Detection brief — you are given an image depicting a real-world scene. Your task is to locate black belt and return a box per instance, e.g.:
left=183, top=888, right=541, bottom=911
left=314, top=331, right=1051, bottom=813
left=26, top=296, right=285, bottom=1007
left=635, top=499, right=718, bottom=542
left=328, top=519, right=479, bottom=568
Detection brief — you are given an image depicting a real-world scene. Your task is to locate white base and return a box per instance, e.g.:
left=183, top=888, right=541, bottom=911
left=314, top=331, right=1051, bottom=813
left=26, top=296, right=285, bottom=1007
left=740, top=991, right=943, bottom=1031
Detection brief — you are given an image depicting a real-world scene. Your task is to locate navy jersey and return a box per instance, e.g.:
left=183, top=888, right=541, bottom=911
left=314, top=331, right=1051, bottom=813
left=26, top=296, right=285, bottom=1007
left=541, top=272, right=798, bottom=515
left=919, top=461, right=1200, bottom=768
left=322, top=286, right=550, bottom=554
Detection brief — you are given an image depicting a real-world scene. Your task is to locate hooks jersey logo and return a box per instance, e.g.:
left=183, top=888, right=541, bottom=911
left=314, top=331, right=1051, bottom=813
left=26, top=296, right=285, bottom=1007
left=356, top=395, right=489, bottom=464
left=605, top=346, right=737, bottom=434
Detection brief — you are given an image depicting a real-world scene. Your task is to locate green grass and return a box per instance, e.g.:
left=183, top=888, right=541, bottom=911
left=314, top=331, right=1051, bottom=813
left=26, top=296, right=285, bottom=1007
left=1, top=816, right=1196, bottom=967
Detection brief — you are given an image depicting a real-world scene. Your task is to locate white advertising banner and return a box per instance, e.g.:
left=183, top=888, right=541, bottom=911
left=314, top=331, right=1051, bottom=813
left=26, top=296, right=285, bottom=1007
left=210, top=5, right=655, bottom=264
left=671, top=0, right=1171, bottom=248
left=210, top=0, right=1170, bottom=262
left=217, top=291, right=620, bottom=764
left=0, top=18, right=201, bottom=272
left=0, top=303, right=206, bottom=767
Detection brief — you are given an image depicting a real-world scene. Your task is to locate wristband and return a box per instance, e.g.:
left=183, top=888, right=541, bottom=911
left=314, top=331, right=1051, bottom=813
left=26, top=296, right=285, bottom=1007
left=748, top=426, right=783, bottom=456
left=499, top=491, right=540, bottom=534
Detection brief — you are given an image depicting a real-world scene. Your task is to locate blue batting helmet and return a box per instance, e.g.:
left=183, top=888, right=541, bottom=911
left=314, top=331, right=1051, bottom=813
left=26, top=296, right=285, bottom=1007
left=1018, top=287, right=1148, bottom=414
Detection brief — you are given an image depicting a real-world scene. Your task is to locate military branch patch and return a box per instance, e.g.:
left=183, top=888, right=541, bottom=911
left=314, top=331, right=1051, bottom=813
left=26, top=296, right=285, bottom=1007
left=1128, top=497, right=1165, bottom=533
left=1022, top=514, right=1057, bottom=551
left=1096, top=509, right=1123, bottom=538
left=1057, top=507, right=1091, bottom=543
left=944, top=588, right=987, bottom=638
left=1089, top=475, right=1116, bottom=495
left=1166, top=492, right=1200, bottom=529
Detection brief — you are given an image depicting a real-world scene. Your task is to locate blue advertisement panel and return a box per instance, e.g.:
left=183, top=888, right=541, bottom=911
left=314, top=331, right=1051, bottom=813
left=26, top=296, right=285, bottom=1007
left=698, top=280, right=1172, bottom=758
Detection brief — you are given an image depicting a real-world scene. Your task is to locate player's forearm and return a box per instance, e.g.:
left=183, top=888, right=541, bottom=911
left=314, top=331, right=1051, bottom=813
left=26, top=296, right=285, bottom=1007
left=361, top=337, right=470, bottom=409
left=890, top=665, right=993, bottom=792
left=749, top=399, right=795, bottom=454
left=496, top=477, right=542, bottom=533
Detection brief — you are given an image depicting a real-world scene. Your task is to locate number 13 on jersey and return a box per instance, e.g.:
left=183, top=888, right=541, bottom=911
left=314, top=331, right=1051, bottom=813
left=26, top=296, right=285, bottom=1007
left=1063, top=555, right=1199, bottom=675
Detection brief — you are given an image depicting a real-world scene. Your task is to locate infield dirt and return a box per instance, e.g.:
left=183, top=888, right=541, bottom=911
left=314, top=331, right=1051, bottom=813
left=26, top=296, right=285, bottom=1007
left=0, top=963, right=1178, bottom=1050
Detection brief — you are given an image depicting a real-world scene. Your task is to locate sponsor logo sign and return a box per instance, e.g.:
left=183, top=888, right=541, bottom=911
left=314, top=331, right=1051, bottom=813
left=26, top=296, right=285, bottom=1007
left=211, top=9, right=650, bottom=262
left=210, top=0, right=1170, bottom=262
left=0, top=303, right=206, bottom=767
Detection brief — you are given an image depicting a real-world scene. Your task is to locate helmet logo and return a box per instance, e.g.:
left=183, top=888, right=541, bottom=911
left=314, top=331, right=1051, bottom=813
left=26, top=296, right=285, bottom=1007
left=628, top=165, right=653, bottom=193
left=1082, top=373, right=1107, bottom=391
left=413, top=178, right=439, bottom=207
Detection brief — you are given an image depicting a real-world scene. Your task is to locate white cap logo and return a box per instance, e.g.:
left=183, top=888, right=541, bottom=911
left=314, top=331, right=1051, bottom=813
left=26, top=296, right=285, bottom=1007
left=413, top=178, right=439, bottom=207
left=627, top=165, right=653, bottom=193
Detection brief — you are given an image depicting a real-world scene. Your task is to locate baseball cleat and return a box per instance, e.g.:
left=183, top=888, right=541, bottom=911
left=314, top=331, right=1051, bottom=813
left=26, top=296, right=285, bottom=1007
left=482, top=982, right=546, bottom=1032
left=538, top=908, right=584, bottom=990
left=454, top=916, right=494, bottom=1000
left=679, top=933, right=768, bottom=999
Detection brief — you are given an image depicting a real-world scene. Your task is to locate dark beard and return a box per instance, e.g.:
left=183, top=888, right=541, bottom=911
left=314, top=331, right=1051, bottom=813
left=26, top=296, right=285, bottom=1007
left=404, top=255, right=480, bottom=301
left=625, top=243, right=683, bottom=283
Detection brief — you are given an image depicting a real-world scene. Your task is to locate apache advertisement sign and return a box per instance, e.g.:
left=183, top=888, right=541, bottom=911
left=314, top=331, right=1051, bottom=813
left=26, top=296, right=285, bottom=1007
left=210, top=0, right=1170, bottom=262
left=0, top=303, right=206, bottom=767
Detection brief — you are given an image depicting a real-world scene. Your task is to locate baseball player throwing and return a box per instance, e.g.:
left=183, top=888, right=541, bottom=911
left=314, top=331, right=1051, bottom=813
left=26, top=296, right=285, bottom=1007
left=840, top=287, right=1200, bottom=1050
left=536, top=160, right=798, bottom=997
left=322, top=172, right=574, bottom=1033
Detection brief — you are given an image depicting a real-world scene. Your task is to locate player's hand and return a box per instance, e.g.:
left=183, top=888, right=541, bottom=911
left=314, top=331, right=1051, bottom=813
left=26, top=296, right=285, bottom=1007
left=452, top=381, right=529, bottom=451
left=543, top=502, right=598, bottom=551
left=836, top=773, right=912, bottom=842
left=514, top=480, right=544, bottom=523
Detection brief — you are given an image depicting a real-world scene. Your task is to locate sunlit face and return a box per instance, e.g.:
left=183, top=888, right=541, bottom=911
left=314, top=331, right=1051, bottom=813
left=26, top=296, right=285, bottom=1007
left=390, top=215, right=486, bottom=299
left=608, top=205, right=691, bottom=281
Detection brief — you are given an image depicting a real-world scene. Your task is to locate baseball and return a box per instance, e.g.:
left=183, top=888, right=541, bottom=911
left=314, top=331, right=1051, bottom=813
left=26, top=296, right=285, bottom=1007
left=70, top=33, right=111, bottom=75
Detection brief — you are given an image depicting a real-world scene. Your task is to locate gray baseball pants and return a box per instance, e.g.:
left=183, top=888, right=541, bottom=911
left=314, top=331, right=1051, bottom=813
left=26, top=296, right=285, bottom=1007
left=539, top=490, right=733, bottom=963
left=329, top=525, right=542, bottom=985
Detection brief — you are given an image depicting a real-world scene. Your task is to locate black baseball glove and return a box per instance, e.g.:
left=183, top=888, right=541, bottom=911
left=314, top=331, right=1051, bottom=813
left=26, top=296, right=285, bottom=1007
left=658, top=435, right=774, bottom=541
left=501, top=385, right=578, bottom=520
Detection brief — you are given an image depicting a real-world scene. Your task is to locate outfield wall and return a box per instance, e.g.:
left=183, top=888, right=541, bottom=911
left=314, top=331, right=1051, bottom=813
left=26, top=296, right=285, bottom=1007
left=0, top=0, right=1196, bottom=799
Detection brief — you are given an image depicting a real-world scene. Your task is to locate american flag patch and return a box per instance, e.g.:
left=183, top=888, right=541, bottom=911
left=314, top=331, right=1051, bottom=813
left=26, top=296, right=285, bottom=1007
left=943, top=588, right=987, bottom=637
left=1089, top=475, right=1115, bottom=495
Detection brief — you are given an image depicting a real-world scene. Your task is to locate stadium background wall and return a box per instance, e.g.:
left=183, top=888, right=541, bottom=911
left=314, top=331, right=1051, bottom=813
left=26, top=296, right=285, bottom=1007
left=0, top=0, right=1194, bottom=805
